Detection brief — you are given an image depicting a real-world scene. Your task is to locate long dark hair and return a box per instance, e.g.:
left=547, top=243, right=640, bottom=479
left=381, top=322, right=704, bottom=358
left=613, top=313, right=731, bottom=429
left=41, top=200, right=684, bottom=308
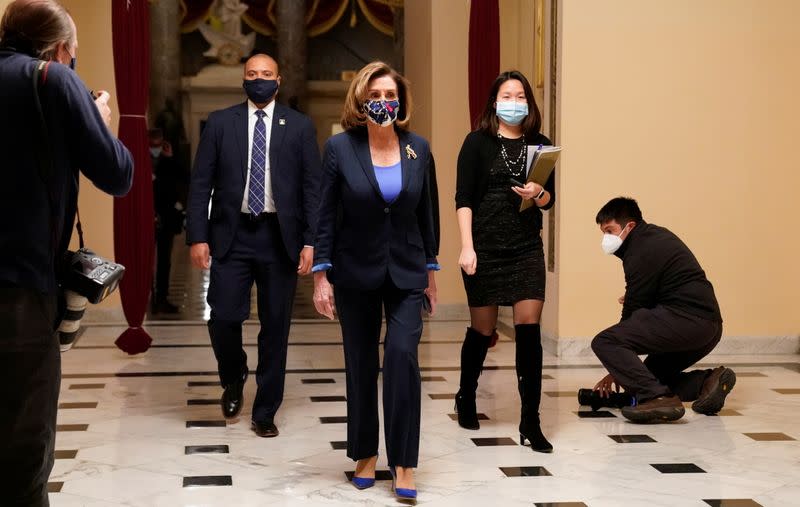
left=476, top=70, right=541, bottom=138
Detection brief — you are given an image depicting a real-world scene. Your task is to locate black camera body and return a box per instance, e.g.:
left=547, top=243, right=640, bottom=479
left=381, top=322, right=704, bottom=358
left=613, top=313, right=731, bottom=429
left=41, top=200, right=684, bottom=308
left=577, top=388, right=634, bottom=411
left=60, top=248, right=125, bottom=304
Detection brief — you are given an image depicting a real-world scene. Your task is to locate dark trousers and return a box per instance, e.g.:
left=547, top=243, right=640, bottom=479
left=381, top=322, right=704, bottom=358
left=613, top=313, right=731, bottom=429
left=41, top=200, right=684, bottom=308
left=592, top=305, right=723, bottom=402
left=154, top=225, right=175, bottom=303
left=0, top=287, right=59, bottom=507
left=207, top=214, right=297, bottom=422
left=335, top=277, right=424, bottom=468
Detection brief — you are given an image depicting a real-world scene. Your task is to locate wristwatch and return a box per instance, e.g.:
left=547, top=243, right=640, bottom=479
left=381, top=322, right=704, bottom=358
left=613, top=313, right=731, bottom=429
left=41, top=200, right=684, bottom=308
left=535, top=188, right=546, bottom=200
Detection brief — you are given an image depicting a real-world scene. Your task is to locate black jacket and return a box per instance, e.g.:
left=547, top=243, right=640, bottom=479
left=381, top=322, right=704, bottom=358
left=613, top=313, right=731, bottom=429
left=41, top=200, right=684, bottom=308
left=615, top=222, right=722, bottom=323
left=0, top=51, right=133, bottom=293
left=455, top=129, right=555, bottom=229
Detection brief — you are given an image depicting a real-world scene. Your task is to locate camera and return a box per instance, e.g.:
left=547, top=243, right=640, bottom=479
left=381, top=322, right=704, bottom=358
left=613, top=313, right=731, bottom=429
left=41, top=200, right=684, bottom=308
left=60, top=248, right=125, bottom=304
left=577, top=388, right=634, bottom=411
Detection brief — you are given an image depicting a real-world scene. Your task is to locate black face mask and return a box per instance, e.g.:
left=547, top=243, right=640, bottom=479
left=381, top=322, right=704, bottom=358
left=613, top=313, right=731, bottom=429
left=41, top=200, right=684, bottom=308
left=69, top=56, right=76, bottom=70
left=243, top=78, right=278, bottom=103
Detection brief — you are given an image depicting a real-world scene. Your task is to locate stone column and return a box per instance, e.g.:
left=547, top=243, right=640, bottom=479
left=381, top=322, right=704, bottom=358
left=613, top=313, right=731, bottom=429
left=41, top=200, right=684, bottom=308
left=393, top=6, right=404, bottom=73
left=149, top=0, right=182, bottom=133
left=277, top=0, right=308, bottom=111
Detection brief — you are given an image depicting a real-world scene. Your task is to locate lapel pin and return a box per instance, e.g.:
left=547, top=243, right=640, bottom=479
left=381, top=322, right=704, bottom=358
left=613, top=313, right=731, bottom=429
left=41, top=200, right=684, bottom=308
left=279, top=118, right=286, bottom=126
left=405, top=144, right=417, bottom=160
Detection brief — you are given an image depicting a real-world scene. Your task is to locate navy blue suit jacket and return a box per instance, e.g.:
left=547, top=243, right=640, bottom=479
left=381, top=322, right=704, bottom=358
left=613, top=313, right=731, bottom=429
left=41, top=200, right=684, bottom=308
left=0, top=51, right=133, bottom=293
left=186, top=101, right=321, bottom=263
left=314, top=128, right=439, bottom=290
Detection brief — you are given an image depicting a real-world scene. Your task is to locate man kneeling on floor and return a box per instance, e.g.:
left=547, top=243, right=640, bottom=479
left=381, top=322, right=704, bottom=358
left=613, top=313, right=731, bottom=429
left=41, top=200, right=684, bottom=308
left=591, top=197, right=735, bottom=423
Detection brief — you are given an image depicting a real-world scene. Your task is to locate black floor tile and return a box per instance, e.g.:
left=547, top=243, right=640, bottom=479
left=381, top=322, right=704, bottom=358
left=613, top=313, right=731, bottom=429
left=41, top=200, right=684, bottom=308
left=185, top=445, right=229, bottom=454
left=186, top=420, right=226, bottom=428
left=302, top=378, right=336, bottom=384
left=421, top=376, right=447, bottom=381
left=500, top=466, right=552, bottom=477
left=183, top=475, right=232, bottom=487
left=56, top=424, right=88, bottom=432
left=744, top=432, right=795, bottom=441
left=703, top=500, right=763, bottom=507
left=344, top=470, right=393, bottom=481
left=54, top=450, right=78, bottom=459
left=187, top=399, right=218, bottom=406
left=330, top=441, right=348, bottom=450
left=320, top=416, right=348, bottom=424
left=575, top=410, right=616, bottom=418
left=47, top=482, right=63, bottom=493
left=735, top=372, right=766, bottom=377
left=428, top=393, right=456, bottom=400
left=58, top=402, right=98, bottom=409
left=448, top=413, right=489, bottom=421
left=188, top=381, right=220, bottom=387
left=608, top=434, right=656, bottom=443
left=651, top=463, right=706, bottom=473
left=472, top=437, right=518, bottom=446
left=310, top=396, right=347, bottom=402
left=69, top=383, right=105, bottom=390
left=772, top=388, right=800, bottom=394
left=535, top=503, right=587, bottom=507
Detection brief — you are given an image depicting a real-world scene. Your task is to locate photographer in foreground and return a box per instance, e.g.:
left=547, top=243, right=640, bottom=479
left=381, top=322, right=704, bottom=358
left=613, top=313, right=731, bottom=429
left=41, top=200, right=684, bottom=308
left=0, top=1, right=133, bottom=505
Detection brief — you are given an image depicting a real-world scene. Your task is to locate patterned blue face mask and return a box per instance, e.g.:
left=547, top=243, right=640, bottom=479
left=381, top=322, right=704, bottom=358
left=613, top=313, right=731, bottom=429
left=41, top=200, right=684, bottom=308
left=495, top=101, right=529, bottom=126
left=364, top=99, right=400, bottom=127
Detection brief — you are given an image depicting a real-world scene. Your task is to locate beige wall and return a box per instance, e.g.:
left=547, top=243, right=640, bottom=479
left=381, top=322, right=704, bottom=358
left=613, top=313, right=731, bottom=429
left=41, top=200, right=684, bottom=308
left=556, top=0, right=800, bottom=340
left=406, top=0, right=471, bottom=305
left=62, top=0, right=123, bottom=312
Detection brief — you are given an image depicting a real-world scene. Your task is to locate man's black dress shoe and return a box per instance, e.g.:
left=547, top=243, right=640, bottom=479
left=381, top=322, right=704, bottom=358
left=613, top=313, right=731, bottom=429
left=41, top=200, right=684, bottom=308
left=251, top=419, right=279, bottom=438
left=221, top=370, right=248, bottom=419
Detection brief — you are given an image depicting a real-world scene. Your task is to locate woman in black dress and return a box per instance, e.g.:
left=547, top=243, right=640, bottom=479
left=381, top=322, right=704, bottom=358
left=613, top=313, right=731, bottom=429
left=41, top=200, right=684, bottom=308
left=454, top=71, right=555, bottom=453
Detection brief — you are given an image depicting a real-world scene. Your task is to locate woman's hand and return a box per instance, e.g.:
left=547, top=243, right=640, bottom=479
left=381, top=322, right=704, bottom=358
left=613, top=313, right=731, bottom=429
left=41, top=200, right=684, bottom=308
left=424, top=271, right=438, bottom=316
left=459, top=247, right=477, bottom=275
left=511, top=181, right=543, bottom=201
left=312, top=271, right=335, bottom=320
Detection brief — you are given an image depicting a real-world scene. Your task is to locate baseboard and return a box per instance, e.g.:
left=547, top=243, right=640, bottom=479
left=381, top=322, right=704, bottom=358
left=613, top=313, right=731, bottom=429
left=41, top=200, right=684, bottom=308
left=542, top=334, right=800, bottom=357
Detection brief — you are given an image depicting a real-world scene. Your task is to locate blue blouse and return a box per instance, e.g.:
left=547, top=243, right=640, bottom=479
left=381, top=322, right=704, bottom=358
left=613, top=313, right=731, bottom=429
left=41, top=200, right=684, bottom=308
left=374, top=161, right=402, bottom=203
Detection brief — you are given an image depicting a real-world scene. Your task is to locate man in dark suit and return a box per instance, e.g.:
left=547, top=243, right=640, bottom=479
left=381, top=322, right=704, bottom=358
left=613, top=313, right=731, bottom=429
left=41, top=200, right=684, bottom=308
left=186, top=52, right=321, bottom=437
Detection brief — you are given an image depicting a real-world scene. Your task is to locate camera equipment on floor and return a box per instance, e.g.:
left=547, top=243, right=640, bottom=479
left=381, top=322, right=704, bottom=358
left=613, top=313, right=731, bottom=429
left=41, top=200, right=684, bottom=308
left=577, top=388, right=634, bottom=411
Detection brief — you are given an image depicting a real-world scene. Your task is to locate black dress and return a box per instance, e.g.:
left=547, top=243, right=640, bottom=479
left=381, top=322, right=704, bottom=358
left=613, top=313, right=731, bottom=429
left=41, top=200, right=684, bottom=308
left=462, top=135, right=546, bottom=307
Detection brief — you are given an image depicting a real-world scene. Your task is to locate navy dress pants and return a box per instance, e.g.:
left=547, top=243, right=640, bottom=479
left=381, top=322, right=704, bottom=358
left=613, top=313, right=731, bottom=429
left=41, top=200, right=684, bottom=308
left=335, top=276, right=424, bottom=468
left=207, top=214, right=297, bottom=423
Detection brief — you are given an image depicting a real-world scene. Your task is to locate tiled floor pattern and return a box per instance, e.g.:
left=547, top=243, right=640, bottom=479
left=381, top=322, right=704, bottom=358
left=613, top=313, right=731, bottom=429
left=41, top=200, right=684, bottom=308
left=49, top=321, right=800, bottom=506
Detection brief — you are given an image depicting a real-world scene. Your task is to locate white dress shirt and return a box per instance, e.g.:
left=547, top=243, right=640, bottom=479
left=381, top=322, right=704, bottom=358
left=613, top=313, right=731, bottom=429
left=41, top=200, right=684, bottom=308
left=241, top=99, right=276, bottom=213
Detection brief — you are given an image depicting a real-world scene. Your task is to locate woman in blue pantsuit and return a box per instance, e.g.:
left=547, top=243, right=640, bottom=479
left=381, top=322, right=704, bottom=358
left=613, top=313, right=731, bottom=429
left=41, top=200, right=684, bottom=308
left=312, top=61, right=439, bottom=504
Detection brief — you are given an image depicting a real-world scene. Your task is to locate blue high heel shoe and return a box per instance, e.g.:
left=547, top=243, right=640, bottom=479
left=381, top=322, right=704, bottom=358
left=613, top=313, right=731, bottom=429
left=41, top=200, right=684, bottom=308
left=351, top=476, right=375, bottom=490
left=351, top=456, right=377, bottom=490
left=390, top=467, right=418, bottom=504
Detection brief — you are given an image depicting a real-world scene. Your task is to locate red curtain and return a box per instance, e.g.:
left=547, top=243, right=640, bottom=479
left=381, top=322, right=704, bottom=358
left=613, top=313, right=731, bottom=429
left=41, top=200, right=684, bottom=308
left=112, top=0, right=154, bottom=355
left=468, top=0, right=500, bottom=129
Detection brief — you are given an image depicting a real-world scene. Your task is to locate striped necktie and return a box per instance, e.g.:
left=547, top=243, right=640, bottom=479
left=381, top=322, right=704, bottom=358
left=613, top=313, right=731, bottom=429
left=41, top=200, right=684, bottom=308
left=248, top=109, right=267, bottom=215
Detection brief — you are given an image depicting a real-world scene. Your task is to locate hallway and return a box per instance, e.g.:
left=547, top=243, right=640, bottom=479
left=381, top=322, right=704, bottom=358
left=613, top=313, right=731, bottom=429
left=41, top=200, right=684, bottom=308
left=50, top=319, right=800, bottom=506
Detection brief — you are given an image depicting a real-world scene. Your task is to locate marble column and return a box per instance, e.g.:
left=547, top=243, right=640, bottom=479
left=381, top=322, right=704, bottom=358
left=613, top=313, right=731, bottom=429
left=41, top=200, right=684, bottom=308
left=393, top=6, right=404, bottom=73
left=149, top=0, right=181, bottom=129
left=277, top=0, right=308, bottom=110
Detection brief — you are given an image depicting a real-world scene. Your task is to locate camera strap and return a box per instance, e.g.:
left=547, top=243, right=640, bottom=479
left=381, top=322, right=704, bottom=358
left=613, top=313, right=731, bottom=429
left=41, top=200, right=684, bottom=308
left=31, top=60, right=85, bottom=254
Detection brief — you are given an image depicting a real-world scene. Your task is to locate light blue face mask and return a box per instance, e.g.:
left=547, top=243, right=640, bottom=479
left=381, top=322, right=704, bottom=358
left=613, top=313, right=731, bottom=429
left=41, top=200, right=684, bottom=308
left=495, top=101, right=528, bottom=126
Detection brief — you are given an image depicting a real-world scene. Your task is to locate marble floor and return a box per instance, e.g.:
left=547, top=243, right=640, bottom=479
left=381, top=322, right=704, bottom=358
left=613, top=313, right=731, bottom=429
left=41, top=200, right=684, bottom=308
left=47, top=319, right=800, bottom=507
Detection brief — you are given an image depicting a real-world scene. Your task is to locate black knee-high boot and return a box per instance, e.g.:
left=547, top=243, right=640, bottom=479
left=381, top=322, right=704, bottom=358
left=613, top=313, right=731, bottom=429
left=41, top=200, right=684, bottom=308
left=454, top=327, right=491, bottom=430
left=515, top=323, right=553, bottom=453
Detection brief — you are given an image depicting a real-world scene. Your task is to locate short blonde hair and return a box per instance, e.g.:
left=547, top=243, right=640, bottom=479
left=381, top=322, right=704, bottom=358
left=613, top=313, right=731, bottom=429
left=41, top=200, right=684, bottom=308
left=340, top=61, right=413, bottom=131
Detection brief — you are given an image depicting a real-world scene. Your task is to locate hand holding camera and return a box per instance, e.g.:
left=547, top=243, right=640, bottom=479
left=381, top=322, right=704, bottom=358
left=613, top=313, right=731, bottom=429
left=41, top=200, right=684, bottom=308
left=93, top=90, right=111, bottom=128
